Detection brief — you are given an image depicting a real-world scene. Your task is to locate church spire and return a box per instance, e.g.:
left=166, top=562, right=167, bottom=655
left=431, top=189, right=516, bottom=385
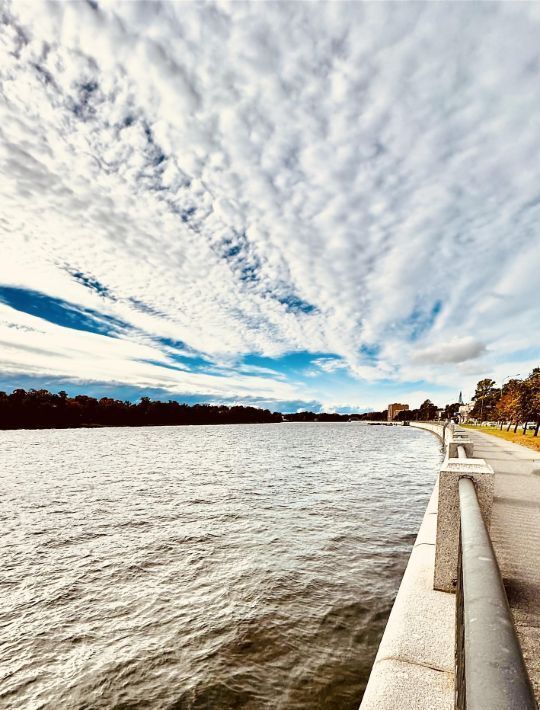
left=458, top=391, right=463, bottom=405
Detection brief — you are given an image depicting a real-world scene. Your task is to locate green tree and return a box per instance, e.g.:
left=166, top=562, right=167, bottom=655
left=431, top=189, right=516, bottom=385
left=442, top=402, right=460, bottom=420
left=470, top=379, right=500, bottom=422
left=395, top=408, right=413, bottom=421
left=418, top=399, right=438, bottom=421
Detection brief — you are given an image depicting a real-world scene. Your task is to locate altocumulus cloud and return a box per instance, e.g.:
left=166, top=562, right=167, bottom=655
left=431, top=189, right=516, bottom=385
left=1, top=1, right=540, bottom=409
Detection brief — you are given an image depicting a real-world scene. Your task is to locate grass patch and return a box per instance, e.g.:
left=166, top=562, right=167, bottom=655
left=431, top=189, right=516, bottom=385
left=462, top=424, right=540, bottom=453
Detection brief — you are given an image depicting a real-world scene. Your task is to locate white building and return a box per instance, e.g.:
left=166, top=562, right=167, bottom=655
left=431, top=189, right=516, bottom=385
left=458, top=403, right=473, bottom=422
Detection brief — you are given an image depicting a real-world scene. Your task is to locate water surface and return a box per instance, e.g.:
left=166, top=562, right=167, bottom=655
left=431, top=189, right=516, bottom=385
left=0, top=422, right=441, bottom=709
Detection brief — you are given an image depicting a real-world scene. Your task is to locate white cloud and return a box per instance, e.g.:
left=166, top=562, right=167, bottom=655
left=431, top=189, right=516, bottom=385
left=311, top=357, right=347, bottom=374
left=0, top=304, right=302, bottom=401
left=412, top=337, right=486, bottom=365
left=0, top=1, right=539, bottom=406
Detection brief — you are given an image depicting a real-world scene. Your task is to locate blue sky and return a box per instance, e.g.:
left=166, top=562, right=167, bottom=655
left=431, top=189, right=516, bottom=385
left=1, top=2, right=539, bottom=412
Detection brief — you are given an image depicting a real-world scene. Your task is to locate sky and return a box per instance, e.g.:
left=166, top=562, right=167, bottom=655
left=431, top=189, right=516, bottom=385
left=1, top=1, right=540, bottom=413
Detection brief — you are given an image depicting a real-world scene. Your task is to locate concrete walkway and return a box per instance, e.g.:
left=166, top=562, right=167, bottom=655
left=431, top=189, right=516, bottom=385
left=464, top=428, right=540, bottom=702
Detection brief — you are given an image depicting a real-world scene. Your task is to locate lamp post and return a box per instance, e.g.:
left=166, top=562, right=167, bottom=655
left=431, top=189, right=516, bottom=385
left=480, top=394, right=484, bottom=424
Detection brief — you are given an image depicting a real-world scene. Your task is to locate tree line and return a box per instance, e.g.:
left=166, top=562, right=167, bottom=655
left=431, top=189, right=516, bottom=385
left=393, top=399, right=440, bottom=422
left=0, top=389, right=395, bottom=429
left=282, top=411, right=350, bottom=422
left=0, top=389, right=430, bottom=430
left=0, top=389, right=282, bottom=429
left=0, top=389, right=387, bottom=429
left=282, top=410, right=389, bottom=422
left=467, top=367, right=540, bottom=436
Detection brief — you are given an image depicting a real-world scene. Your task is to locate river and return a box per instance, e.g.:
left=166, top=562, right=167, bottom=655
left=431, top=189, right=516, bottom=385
left=0, top=422, right=441, bottom=709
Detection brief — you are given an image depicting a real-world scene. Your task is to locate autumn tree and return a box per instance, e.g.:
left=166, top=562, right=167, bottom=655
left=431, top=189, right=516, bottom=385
left=521, top=368, right=540, bottom=436
left=495, top=379, right=522, bottom=431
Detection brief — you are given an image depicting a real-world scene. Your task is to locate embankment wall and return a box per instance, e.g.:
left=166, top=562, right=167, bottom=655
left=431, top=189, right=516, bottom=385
left=360, top=422, right=455, bottom=710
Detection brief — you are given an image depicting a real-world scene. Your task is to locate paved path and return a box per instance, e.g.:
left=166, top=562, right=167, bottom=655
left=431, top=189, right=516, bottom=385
left=464, top=428, right=540, bottom=701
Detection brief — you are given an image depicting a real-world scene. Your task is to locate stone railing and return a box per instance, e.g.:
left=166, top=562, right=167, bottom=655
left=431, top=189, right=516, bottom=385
left=360, top=422, right=534, bottom=709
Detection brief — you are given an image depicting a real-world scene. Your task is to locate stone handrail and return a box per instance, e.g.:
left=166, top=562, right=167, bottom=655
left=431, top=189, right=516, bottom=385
left=360, top=421, right=529, bottom=709
left=455, top=477, right=536, bottom=709
left=361, top=421, right=454, bottom=709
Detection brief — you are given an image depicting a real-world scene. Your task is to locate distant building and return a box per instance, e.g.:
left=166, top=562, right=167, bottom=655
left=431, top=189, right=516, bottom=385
left=458, top=402, right=473, bottom=422
left=458, top=391, right=464, bottom=405
left=388, top=403, right=409, bottom=421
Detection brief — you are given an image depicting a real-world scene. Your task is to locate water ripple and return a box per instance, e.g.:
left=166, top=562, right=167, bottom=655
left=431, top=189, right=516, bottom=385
left=0, top=422, right=441, bottom=709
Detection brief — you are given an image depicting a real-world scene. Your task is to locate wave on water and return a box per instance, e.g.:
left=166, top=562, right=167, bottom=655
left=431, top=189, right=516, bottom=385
left=0, top=422, right=441, bottom=709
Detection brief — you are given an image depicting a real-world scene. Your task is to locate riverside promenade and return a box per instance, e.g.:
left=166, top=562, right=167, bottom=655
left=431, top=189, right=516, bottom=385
left=465, top=428, right=540, bottom=699
left=360, top=423, right=540, bottom=709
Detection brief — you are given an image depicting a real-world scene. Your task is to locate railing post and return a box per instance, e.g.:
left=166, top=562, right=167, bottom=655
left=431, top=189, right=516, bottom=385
left=434, top=452, right=494, bottom=593
left=448, top=438, right=474, bottom=458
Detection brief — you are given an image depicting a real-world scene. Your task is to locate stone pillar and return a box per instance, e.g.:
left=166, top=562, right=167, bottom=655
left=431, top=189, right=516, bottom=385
left=448, top=438, right=474, bottom=458
left=442, top=420, right=455, bottom=446
left=434, top=458, right=494, bottom=592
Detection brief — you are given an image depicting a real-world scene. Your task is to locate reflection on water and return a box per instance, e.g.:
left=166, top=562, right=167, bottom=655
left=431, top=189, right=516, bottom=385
left=0, top=422, right=441, bottom=709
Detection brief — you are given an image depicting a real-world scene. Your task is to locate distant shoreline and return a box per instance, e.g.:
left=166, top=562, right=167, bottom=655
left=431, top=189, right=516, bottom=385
left=0, top=388, right=387, bottom=430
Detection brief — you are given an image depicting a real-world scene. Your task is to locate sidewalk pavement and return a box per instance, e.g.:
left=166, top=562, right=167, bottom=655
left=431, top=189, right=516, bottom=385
left=464, top=428, right=540, bottom=702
